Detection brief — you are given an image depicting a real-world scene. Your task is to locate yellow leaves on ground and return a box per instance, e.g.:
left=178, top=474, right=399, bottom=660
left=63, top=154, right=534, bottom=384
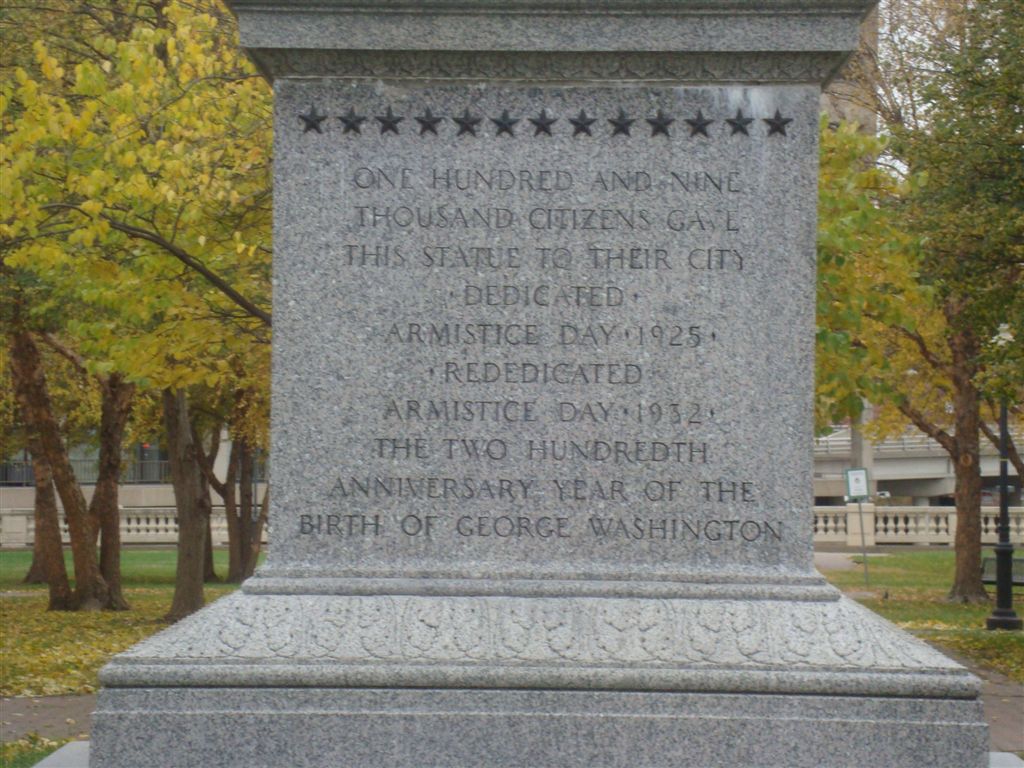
left=0, top=588, right=236, bottom=697
left=924, top=630, right=1024, bottom=683
left=0, top=734, right=67, bottom=767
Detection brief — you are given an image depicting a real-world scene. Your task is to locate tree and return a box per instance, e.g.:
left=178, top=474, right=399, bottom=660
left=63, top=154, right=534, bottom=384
left=815, top=118, right=917, bottom=431
left=41, top=334, right=135, bottom=608
left=2, top=0, right=272, bottom=617
left=0, top=331, right=74, bottom=609
left=891, top=0, right=1023, bottom=600
left=7, top=316, right=110, bottom=609
left=817, top=0, right=1023, bottom=601
left=194, top=386, right=268, bottom=583
left=162, top=389, right=211, bottom=620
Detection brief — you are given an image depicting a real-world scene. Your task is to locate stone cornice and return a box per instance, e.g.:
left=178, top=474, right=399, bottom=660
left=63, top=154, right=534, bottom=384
left=251, top=49, right=843, bottom=84
left=228, top=0, right=876, bottom=83
left=226, top=0, right=875, bottom=15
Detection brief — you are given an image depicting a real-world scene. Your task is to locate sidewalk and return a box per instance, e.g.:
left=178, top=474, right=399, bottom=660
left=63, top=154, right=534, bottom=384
left=814, top=551, right=1024, bottom=754
left=1, top=695, right=93, bottom=743
left=941, top=648, right=1024, bottom=754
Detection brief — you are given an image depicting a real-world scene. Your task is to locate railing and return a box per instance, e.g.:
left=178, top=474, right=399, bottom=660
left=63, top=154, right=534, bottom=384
left=0, top=458, right=268, bottom=486
left=0, top=507, right=268, bottom=548
left=812, top=507, right=848, bottom=543
left=1, top=505, right=1018, bottom=548
left=813, top=429, right=1024, bottom=457
left=812, top=505, right=1024, bottom=547
left=0, top=459, right=171, bottom=486
left=874, top=507, right=955, bottom=545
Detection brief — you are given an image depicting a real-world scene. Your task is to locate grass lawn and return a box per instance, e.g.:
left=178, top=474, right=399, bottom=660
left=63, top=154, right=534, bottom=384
left=0, top=736, right=66, bottom=768
left=823, top=548, right=1024, bottom=682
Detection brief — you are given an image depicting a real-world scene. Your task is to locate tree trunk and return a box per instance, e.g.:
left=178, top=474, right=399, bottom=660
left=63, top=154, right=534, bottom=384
left=162, top=389, right=210, bottom=622
left=214, top=434, right=264, bottom=583
left=27, top=452, right=73, bottom=609
left=8, top=329, right=109, bottom=610
left=221, top=441, right=243, bottom=583
left=196, top=427, right=220, bottom=583
left=23, top=492, right=48, bottom=585
left=23, top=552, right=47, bottom=584
left=90, top=373, right=135, bottom=611
left=947, top=326, right=987, bottom=603
left=247, top=483, right=269, bottom=580
left=237, top=440, right=257, bottom=579
left=203, top=518, right=218, bottom=583
left=24, top=450, right=52, bottom=585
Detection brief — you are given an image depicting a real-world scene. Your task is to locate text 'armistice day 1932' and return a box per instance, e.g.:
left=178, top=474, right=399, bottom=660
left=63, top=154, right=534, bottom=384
left=294, top=95, right=788, bottom=555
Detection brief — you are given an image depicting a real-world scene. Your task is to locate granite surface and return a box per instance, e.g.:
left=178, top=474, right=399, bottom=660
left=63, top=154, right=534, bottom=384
left=52, top=744, right=1024, bottom=768
left=228, top=0, right=875, bottom=85
left=89, top=2, right=988, bottom=766
left=267, top=82, right=822, bottom=587
left=99, top=591, right=976, bottom=696
left=91, top=688, right=988, bottom=768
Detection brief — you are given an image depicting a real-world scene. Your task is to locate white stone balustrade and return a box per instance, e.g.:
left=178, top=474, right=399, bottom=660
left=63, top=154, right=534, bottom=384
left=810, top=505, right=1024, bottom=548
left=0, top=507, right=264, bottom=548
left=1, top=506, right=1018, bottom=549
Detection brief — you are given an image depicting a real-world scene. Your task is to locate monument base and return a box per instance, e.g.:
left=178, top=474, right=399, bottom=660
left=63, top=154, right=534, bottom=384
left=92, top=687, right=985, bottom=768
left=90, top=588, right=988, bottom=767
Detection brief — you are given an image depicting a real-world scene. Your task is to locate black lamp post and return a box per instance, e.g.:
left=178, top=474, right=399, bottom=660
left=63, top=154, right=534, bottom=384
left=986, top=399, right=1022, bottom=631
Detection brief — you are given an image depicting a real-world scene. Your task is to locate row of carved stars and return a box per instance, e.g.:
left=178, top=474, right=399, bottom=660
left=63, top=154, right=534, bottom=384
left=298, top=106, right=795, bottom=137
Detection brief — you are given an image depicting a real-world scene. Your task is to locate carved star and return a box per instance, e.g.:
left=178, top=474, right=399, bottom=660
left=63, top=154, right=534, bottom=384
left=415, top=108, right=443, bottom=135
left=685, top=109, right=713, bottom=137
left=726, top=109, right=754, bottom=136
left=529, top=109, right=557, bottom=136
left=608, top=109, right=635, bottom=137
left=453, top=108, right=482, bottom=136
left=647, top=110, right=674, bottom=138
left=491, top=109, right=520, bottom=137
left=338, top=107, right=367, bottom=134
left=569, top=109, right=596, bottom=137
left=764, top=109, right=794, bottom=136
left=376, top=106, right=403, bottom=135
left=299, top=104, right=327, bottom=134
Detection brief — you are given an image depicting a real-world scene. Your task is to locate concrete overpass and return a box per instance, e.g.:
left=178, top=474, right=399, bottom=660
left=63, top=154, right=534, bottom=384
left=814, top=428, right=1022, bottom=505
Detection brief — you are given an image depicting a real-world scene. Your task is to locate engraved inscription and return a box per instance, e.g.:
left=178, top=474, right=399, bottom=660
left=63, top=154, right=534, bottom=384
left=287, top=86, right=800, bottom=569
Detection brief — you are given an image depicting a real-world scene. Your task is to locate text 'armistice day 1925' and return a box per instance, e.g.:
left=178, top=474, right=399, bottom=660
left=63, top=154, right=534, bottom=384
left=295, top=99, right=780, bottom=552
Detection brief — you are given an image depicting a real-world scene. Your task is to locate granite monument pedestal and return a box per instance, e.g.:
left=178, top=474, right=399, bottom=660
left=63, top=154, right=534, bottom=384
left=90, top=2, right=988, bottom=766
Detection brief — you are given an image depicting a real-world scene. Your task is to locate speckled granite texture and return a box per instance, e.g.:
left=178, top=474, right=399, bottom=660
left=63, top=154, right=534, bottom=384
left=92, top=688, right=987, bottom=768
left=90, top=2, right=987, bottom=766
left=265, top=82, right=822, bottom=582
left=100, top=591, right=974, bottom=697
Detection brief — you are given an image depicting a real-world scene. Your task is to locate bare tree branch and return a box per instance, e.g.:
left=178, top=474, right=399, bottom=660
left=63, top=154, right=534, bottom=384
left=38, top=332, right=89, bottom=378
left=42, top=203, right=272, bottom=328
left=898, top=398, right=957, bottom=457
left=890, top=324, right=953, bottom=376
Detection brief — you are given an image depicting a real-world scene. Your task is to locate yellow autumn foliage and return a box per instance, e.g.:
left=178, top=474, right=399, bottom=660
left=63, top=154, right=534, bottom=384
left=1, top=0, right=273, bottom=448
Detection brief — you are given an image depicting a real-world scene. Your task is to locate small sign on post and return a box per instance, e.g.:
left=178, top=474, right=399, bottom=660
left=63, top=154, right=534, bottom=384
left=845, top=468, right=871, bottom=587
left=845, top=468, right=870, bottom=501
